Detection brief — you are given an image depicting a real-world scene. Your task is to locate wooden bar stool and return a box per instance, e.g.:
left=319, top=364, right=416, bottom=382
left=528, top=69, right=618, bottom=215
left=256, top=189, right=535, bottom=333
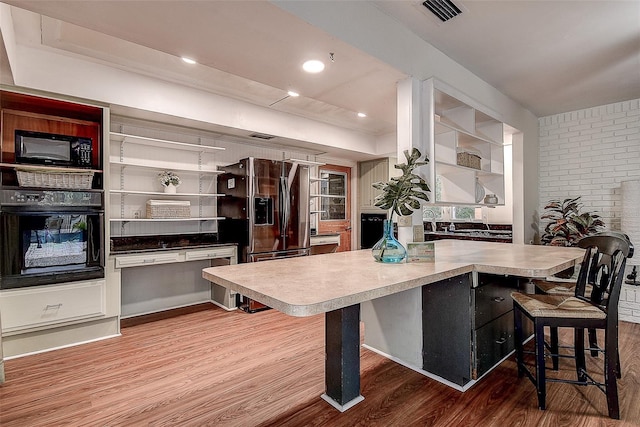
left=512, top=232, right=632, bottom=419
left=532, top=232, right=633, bottom=372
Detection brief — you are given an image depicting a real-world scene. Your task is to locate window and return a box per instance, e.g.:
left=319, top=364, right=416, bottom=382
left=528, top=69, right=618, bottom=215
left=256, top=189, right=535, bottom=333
left=320, top=171, right=347, bottom=220
left=452, top=206, right=476, bottom=220
left=423, top=206, right=443, bottom=221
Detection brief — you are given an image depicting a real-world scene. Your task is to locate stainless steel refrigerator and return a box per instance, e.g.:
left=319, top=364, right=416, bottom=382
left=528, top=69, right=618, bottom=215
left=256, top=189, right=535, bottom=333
left=217, top=157, right=311, bottom=311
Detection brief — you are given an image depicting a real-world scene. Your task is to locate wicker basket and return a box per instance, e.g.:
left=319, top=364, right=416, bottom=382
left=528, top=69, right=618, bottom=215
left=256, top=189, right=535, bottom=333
left=457, top=151, right=481, bottom=170
left=146, top=199, right=191, bottom=219
left=16, top=170, right=94, bottom=189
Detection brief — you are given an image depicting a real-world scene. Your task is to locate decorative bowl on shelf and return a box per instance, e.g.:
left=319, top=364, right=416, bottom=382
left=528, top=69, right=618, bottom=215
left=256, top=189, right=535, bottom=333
left=484, top=194, right=498, bottom=205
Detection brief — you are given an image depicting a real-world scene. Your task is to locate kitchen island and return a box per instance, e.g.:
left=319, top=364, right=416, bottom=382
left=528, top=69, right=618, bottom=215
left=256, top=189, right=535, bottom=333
left=202, top=240, right=583, bottom=411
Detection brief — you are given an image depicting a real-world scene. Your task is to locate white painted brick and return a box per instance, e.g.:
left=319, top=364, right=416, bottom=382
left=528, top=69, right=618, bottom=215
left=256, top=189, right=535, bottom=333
left=602, top=123, right=628, bottom=132
left=569, top=123, right=592, bottom=132
left=591, top=120, right=615, bottom=128
left=615, top=128, right=639, bottom=137
left=615, top=115, right=640, bottom=125
left=601, top=135, right=628, bottom=144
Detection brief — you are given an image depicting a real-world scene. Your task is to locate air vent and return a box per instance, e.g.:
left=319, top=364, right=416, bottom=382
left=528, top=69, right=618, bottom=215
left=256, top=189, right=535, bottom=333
left=249, top=133, right=276, bottom=140
left=422, top=0, right=462, bottom=22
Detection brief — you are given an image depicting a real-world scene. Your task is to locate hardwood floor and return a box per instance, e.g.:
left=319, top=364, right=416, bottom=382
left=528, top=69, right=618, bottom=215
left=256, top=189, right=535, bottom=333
left=1, top=304, right=639, bottom=426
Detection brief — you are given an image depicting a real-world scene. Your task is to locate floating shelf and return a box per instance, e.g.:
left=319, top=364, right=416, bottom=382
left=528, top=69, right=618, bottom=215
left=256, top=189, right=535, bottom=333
left=109, top=159, right=222, bottom=174
left=110, top=217, right=224, bottom=222
left=109, top=189, right=224, bottom=197
left=110, top=132, right=224, bottom=152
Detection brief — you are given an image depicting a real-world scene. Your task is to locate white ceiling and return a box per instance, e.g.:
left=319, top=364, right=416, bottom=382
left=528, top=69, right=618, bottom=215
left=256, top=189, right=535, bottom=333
left=2, top=0, right=640, bottom=138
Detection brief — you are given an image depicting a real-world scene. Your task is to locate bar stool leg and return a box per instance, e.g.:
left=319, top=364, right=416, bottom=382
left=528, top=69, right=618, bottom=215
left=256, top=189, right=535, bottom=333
left=605, top=331, right=620, bottom=419
left=588, top=328, right=599, bottom=357
left=575, top=328, right=586, bottom=382
left=550, top=327, right=559, bottom=370
left=514, top=305, right=525, bottom=377
left=535, top=321, right=547, bottom=410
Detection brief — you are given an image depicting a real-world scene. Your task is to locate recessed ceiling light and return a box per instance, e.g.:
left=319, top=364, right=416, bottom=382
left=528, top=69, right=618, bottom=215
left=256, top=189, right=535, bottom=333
left=357, top=112, right=367, bottom=118
left=181, top=57, right=197, bottom=65
left=303, top=60, right=325, bottom=73
left=287, top=91, right=300, bottom=97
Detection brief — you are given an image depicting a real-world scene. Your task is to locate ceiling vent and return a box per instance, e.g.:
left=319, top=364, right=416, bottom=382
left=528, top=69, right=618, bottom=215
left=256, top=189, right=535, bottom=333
left=422, top=0, right=462, bottom=22
left=249, top=132, right=276, bottom=140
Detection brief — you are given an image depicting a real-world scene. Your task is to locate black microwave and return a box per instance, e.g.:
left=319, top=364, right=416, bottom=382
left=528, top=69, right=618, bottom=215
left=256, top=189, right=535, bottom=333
left=15, top=130, right=93, bottom=168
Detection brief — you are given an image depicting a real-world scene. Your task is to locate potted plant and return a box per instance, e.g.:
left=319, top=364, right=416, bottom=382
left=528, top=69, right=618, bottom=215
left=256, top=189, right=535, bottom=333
left=370, top=148, right=430, bottom=262
left=540, top=196, right=605, bottom=246
left=158, top=171, right=181, bottom=193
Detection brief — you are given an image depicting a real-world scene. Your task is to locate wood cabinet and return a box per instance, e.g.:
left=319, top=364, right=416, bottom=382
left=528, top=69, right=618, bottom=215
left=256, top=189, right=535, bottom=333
left=358, top=158, right=389, bottom=209
left=108, top=129, right=226, bottom=237
left=424, top=79, right=505, bottom=206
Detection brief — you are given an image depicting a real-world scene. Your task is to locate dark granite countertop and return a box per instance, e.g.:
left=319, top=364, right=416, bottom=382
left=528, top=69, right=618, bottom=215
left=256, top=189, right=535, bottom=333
left=424, top=230, right=512, bottom=243
left=110, top=233, right=231, bottom=254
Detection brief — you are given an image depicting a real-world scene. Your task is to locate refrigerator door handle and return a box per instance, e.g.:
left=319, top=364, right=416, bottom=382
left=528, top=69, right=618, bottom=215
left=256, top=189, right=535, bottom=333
left=279, top=176, right=289, bottom=237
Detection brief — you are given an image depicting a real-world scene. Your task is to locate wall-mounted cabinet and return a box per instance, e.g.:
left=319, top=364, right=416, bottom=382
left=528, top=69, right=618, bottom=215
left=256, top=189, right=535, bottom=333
left=424, top=79, right=506, bottom=206
left=109, top=130, right=226, bottom=236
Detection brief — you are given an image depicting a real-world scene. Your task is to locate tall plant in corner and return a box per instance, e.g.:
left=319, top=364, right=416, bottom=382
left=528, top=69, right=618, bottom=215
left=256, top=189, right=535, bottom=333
left=540, top=196, right=605, bottom=246
left=370, top=148, right=430, bottom=262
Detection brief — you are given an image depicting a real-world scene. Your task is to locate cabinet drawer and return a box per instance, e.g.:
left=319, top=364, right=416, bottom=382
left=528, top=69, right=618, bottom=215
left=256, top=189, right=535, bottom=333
left=474, top=310, right=514, bottom=379
left=310, top=235, right=340, bottom=246
left=185, top=246, right=235, bottom=261
left=115, top=252, right=180, bottom=268
left=474, top=281, right=514, bottom=328
left=0, top=280, right=106, bottom=332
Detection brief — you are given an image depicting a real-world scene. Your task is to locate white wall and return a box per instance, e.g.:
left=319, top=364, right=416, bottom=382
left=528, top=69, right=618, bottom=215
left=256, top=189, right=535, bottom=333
left=539, top=98, right=640, bottom=323
left=274, top=1, right=539, bottom=243
left=538, top=99, right=640, bottom=233
left=3, top=1, right=539, bottom=241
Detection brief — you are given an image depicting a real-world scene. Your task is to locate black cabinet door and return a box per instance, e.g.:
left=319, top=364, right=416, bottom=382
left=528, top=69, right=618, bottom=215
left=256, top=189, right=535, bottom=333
left=474, top=281, right=513, bottom=329
left=473, top=310, right=514, bottom=379
left=422, top=274, right=472, bottom=386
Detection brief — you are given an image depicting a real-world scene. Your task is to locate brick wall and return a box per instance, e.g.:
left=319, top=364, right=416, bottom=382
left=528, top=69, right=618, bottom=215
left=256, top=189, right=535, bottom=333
left=539, top=98, right=640, bottom=323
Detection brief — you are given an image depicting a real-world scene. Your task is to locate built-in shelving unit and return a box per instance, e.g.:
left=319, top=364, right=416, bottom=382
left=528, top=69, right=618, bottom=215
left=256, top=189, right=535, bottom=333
left=424, top=79, right=505, bottom=206
left=109, top=127, right=226, bottom=236
left=309, top=176, right=329, bottom=215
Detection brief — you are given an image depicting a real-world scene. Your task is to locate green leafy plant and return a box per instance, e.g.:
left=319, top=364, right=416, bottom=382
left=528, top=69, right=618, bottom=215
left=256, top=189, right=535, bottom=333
left=372, top=148, right=430, bottom=217
left=540, top=196, right=605, bottom=246
left=158, top=171, right=181, bottom=187
left=72, top=221, right=87, bottom=231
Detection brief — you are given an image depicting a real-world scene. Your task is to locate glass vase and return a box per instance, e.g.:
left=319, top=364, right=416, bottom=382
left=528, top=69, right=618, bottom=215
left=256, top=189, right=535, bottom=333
left=371, top=219, right=406, bottom=263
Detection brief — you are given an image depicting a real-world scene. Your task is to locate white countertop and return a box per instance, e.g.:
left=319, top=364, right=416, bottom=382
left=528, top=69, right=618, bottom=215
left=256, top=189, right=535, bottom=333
left=202, top=240, right=583, bottom=317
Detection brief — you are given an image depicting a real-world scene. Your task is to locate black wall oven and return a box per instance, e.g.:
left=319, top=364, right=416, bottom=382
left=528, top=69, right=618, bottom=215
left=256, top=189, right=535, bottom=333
left=0, top=188, right=104, bottom=289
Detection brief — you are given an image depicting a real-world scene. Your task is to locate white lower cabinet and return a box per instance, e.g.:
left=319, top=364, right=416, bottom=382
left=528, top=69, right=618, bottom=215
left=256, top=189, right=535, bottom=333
left=0, top=279, right=106, bottom=333
left=115, top=252, right=180, bottom=268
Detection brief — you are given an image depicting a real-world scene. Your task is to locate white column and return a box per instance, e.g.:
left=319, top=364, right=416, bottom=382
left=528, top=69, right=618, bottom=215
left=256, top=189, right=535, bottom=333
left=396, top=77, right=425, bottom=245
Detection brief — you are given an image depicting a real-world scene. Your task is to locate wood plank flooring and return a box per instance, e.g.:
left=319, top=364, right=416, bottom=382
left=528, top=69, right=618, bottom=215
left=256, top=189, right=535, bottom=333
left=1, top=303, right=639, bottom=426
